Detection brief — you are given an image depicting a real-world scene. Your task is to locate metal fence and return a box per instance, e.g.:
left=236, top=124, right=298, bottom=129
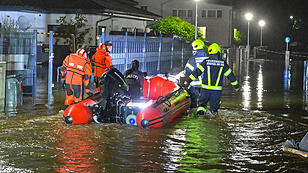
left=0, top=31, right=37, bottom=96
left=102, top=33, right=193, bottom=75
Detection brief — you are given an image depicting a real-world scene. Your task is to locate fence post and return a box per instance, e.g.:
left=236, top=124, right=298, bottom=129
left=48, top=31, right=54, bottom=104
left=32, top=30, right=37, bottom=98
left=0, top=30, right=3, bottom=54
left=157, top=32, right=162, bottom=72
left=124, top=32, right=128, bottom=71
left=303, top=61, right=308, bottom=107
left=143, top=32, right=146, bottom=72
left=181, top=37, right=184, bottom=67
left=170, top=35, right=174, bottom=71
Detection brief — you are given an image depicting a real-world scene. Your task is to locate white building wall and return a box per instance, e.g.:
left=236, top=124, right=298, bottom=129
left=0, top=11, right=147, bottom=45
left=136, top=0, right=232, bottom=47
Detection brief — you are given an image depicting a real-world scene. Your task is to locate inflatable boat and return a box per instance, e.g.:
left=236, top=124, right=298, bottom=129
left=63, top=70, right=191, bottom=128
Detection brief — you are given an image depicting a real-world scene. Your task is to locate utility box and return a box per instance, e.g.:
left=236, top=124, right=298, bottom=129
left=0, top=61, right=6, bottom=107
left=6, top=75, right=23, bottom=107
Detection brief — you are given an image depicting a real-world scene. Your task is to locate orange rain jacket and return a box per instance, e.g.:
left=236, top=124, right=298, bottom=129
left=91, top=45, right=113, bottom=82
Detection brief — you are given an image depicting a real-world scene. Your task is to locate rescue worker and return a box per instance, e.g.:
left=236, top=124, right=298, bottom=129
left=124, top=59, right=144, bottom=99
left=91, top=41, right=113, bottom=92
left=182, top=43, right=239, bottom=116
left=61, top=48, right=93, bottom=108
left=182, top=39, right=208, bottom=108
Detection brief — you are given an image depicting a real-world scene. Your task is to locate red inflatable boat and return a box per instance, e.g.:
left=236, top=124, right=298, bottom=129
left=63, top=76, right=191, bottom=128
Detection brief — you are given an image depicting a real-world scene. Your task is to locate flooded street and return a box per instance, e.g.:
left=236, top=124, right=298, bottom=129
left=0, top=56, right=308, bottom=172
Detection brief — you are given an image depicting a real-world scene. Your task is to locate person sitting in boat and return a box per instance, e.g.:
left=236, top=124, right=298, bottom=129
left=124, top=60, right=144, bottom=99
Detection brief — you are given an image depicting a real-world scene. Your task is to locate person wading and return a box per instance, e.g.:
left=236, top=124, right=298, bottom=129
left=91, top=41, right=113, bottom=92
left=182, top=43, right=239, bottom=116
left=61, top=48, right=93, bottom=108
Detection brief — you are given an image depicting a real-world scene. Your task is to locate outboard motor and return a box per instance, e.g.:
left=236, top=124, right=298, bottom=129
left=92, top=67, right=130, bottom=123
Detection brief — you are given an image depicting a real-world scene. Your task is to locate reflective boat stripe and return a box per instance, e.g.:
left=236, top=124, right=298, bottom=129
left=186, top=63, right=194, bottom=71
left=207, top=66, right=211, bottom=86
left=224, top=68, right=232, bottom=76
left=215, top=67, right=223, bottom=86
left=201, top=84, right=222, bottom=90
left=197, top=106, right=207, bottom=112
left=198, top=65, right=205, bottom=72
left=189, top=74, right=196, bottom=80
left=231, top=80, right=238, bottom=85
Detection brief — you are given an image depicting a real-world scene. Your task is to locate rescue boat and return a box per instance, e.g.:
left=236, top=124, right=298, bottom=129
left=63, top=72, right=191, bottom=128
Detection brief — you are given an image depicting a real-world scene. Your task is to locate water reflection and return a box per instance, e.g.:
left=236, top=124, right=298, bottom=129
left=242, top=75, right=251, bottom=110
left=256, top=64, right=263, bottom=109
left=176, top=116, right=222, bottom=172
left=54, top=125, right=100, bottom=172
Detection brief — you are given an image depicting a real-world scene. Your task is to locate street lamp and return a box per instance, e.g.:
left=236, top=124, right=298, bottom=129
left=245, top=12, right=253, bottom=57
left=258, top=20, right=265, bottom=46
left=194, top=0, right=200, bottom=40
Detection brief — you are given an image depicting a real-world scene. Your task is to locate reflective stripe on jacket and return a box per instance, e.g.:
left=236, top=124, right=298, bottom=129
left=62, top=53, right=92, bottom=92
left=184, top=49, right=208, bottom=87
left=187, top=54, right=239, bottom=90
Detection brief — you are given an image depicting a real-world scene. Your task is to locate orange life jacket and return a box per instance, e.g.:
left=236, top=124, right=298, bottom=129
left=91, top=47, right=113, bottom=79
left=62, top=53, right=92, bottom=87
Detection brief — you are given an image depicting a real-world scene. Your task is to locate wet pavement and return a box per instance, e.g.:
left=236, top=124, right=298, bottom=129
left=0, top=56, right=308, bottom=172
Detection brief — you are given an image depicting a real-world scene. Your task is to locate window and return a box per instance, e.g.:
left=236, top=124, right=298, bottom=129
left=201, top=9, right=223, bottom=18
left=201, top=10, right=207, bottom=18
left=172, top=9, right=193, bottom=18
left=172, top=10, right=177, bottom=16
left=207, top=10, right=216, bottom=18
left=217, top=10, right=222, bottom=18
left=178, top=10, right=186, bottom=17
left=47, top=25, right=65, bottom=36
left=187, top=10, right=193, bottom=17
left=48, top=25, right=64, bottom=33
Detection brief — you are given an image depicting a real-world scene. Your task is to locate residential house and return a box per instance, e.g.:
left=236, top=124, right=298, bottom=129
left=136, top=0, right=233, bottom=47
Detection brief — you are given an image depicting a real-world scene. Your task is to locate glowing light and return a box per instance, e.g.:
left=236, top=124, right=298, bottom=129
left=126, top=100, right=153, bottom=109
left=259, top=20, right=265, bottom=27
left=245, top=12, right=253, bottom=21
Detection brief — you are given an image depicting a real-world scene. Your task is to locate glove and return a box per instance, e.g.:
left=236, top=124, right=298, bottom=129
left=182, top=81, right=190, bottom=89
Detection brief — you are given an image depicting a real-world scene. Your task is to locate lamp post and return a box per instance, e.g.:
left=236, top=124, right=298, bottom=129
left=245, top=12, right=253, bottom=58
left=194, top=0, right=200, bottom=40
left=258, top=20, right=265, bottom=46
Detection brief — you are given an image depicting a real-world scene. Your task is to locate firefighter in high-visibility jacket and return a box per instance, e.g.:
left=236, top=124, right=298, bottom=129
left=91, top=41, right=113, bottom=92
left=183, top=43, right=239, bottom=116
left=61, top=48, right=93, bottom=107
left=183, top=39, right=209, bottom=108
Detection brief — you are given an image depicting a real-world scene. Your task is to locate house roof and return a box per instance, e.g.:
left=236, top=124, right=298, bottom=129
left=0, top=0, right=160, bottom=20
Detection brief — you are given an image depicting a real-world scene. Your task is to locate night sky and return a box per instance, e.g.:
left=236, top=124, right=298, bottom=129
left=232, top=0, right=307, bottom=50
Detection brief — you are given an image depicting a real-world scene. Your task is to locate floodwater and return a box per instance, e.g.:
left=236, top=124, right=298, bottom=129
left=0, top=56, right=308, bottom=172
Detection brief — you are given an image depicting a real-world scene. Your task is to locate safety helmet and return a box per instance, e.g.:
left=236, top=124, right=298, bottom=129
left=99, top=43, right=107, bottom=51
left=191, top=39, right=205, bottom=50
left=76, top=48, right=88, bottom=59
left=105, top=41, right=113, bottom=47
left=104, top=41, right=113, bottom=52
left=208, top=43, right=221, bottom=55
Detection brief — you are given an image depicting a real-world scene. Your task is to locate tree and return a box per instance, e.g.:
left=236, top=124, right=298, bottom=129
left=56, top=11, right=92, bottom=52
left=151, top=16, right=204, bottom=41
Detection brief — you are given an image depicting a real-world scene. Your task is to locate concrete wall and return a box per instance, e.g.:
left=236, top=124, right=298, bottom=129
left=136, top=0, right=232, bottom=47
left=0, top=11, right=147, bottom=46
